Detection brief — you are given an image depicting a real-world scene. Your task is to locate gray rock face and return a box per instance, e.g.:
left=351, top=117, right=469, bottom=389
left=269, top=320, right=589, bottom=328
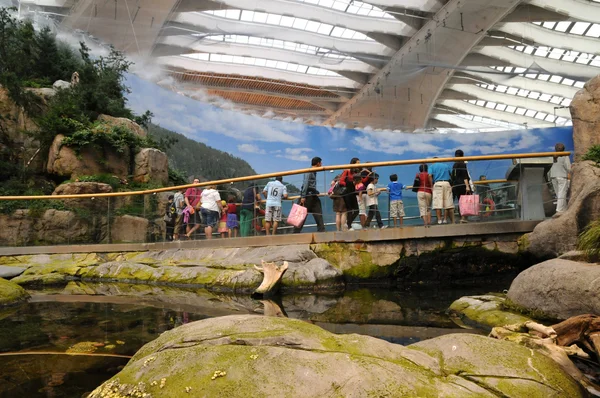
left=88, top=315, right=585, bottom=398
left=133, top=148, right=168, bottom=185
left=507, top=258, right=600, bottom=319
left=524, top=161, right=600, bottom=259
left=0, top=266, right=26, bottom=279
left=110, top=216, right=149, bottom=243
left=46, top=134, right=130, bottom=179
left=570, top=75, right=600, bottom=161
left=52, top=80, right=71, bottom=90
left=53, top=182, right=113, bottom=212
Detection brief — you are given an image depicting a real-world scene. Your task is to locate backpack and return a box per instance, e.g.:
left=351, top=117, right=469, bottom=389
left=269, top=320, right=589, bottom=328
left=164, top=202, right=177, bottom=222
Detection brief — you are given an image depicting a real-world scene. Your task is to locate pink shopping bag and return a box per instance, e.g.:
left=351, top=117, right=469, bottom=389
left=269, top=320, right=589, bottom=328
left=287, top=203, right=308, bottom=227
left=459, top=194, right=480, bottom=217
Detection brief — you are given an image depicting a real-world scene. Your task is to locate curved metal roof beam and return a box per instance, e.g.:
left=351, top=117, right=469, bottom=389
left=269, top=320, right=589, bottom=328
left=157, top=56, right=362, bottom=89
left=206, top=0, right=416, bottom=36
left=155, top=38, right=377, bottom=74
left=166, top=13, right=394, bottom=56
left=438, top=99, right=555, bottom=127
left=362, top=0, right=443, bottom=13
left=528, top=0, right=600, bottom=24
left=473, top=46, right=598, bottom=81
left=496, top=22, right=600, bottom=56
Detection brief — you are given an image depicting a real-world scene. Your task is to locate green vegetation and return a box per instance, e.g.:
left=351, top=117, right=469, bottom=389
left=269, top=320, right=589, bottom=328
left=582, top=144, right=600, bottom=166
left=577, top=220, right=600, bottom=262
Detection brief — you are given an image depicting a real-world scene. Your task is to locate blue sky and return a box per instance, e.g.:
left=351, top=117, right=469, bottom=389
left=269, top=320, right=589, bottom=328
left=125, top=74, right=574, bottom=192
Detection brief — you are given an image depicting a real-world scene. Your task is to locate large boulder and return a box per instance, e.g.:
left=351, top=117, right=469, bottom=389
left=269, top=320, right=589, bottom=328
left=507, top=258, right=600, bottom=319
left=46, top=134, right=130, bottom=179
left=52, top=182, right=113, bottom=212
left=97, top=114, right=146, bottom=138
left=110, top=215, right=149, bottom=243
left=88, top=315, right=584, bottom=398
left=570, top=74, right=600, bottom=161
left=133, top=148, right=168, bottom=185
left=0, top=278, right=29, bottom=306
left=0, top=210, right=34, bottom=246
left=523, top=160, right=600, bottom=259
left=448, top=295, right=531, bottom=330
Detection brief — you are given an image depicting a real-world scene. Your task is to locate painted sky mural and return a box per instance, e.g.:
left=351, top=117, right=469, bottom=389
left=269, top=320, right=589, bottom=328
left=125, top=74, right=574, bottom=194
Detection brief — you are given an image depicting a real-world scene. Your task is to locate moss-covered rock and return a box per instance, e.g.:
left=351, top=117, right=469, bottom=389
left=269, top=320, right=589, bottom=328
left=448, top=295, right=532, bottom=331
left=89, top=315, right=584, bottom=398
left=0, top=278, right=30, bottom=306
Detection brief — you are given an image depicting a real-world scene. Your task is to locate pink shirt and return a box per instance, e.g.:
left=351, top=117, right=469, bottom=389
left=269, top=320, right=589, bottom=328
left=185, top=187, right=202, bottom=207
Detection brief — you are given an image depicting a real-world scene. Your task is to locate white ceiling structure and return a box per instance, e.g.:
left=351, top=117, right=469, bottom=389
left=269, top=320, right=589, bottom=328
left=15, top=0, right=600, bottom=130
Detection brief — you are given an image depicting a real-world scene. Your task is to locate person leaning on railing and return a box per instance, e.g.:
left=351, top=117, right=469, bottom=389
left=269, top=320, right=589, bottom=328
left=240, top=183, right=261, bottom=237
left=294, top=156, right=325, bottom=233
left=338, top=157, right=361, bottom=229
left=429, top=158, right=455, bottom=225
left=416, top=164, right=433, bottom=226
left=549, top=142, right=571, bottom=214
left=452, top=149, right=473, bottom=223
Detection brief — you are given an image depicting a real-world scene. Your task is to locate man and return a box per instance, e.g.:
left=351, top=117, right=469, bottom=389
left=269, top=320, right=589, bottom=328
left=172, top=188, right=186, bottom=240
left=184, top=178, right=203, bottom=238
left=262, top=176, right=288, bottom=235
left=429, top=158, right=455, bottom=224
left=294, top=157, right=325, bottom=233
left=240, top=183, right=260, bottom=237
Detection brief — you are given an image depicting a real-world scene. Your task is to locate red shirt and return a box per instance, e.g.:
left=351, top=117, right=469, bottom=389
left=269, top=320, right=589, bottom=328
left=417, top=172, right=432, bottom=194
left=185, top=187, right=202, bottom=207
left=227, top=203, right=237, bottom=214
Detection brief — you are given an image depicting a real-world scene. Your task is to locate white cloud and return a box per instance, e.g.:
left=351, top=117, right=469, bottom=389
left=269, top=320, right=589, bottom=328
left=237, top=144, right=266, bottom=154
left=332, top=147, right=348, bottom=152
left=276, top=147, right=313, bottom=162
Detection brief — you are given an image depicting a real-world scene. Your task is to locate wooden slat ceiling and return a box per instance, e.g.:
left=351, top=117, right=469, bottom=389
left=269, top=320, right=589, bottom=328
left=206, top=90, right=324, bottom=111
left=168, top=69, right=341, bottom=99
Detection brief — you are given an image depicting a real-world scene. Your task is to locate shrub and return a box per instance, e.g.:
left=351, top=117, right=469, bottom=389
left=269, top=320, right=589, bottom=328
left=582, top=145, right=600, bottom=166
left=578, top=220, right=600, bottom=262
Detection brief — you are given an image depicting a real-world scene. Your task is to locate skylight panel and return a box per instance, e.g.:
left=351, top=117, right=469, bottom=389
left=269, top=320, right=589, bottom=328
left=280, top=16, right=295, bottom=27
left=554, top=21, right=571, bottom=32
left=586, top=24, right=600, bottom=37
left=542, top=22, right=556, bottom=29
left=569, top=22, right=590, bottom=35
left=292, top=0, right=395, bottom=19
left=505, top=106, right=516, bottom=113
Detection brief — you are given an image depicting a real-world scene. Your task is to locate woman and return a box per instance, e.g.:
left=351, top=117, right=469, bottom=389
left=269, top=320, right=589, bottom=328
left=549, top=142, right=571, bottom=213
left=416, top=163, right=433, bottom=226
left=200, top=185, right=223, bottom=239
left=329, top=176, right=347, bottom=231
left=452, top=149, right=472, bottom=223
left=338, top=157, right=360, bottom=229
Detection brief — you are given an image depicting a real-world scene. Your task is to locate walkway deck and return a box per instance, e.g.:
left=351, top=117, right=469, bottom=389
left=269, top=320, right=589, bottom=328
left=0, top=220, right=540, bottom=256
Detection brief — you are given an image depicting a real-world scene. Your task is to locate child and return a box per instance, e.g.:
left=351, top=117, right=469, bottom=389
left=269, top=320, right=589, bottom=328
left=387, top=174, right=406, bottom=227
left=364, top=174, right=385, bottom=229
left=354, top=175, right=367, bottom=228
left=218, top=200, right=229, bottom=238
left=226, top=196, right=239, bottom=238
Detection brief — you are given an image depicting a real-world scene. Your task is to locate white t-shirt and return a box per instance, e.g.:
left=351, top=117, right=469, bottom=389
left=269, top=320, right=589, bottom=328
left=366, top=183, right=378, bottom=207
left=264, top=180, right=287, bottom=207
left=173, top=192, right=185, bottom=215
left=201, top=189, right=221, bottom=212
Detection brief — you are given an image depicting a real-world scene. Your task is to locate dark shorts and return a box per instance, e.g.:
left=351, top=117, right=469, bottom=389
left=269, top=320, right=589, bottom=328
left=202, top=209, right=220, bottom=228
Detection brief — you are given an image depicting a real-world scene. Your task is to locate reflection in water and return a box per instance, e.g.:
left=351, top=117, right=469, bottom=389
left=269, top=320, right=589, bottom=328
left=0, top=279, right=513, bottom=397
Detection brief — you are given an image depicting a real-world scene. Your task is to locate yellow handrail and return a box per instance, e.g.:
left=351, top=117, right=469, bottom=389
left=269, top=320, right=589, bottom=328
left=0, top=151, right=567, bottom=200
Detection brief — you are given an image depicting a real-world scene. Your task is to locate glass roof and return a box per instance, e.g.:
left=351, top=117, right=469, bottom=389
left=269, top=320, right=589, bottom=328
left=292, top=0, right=395, bottom=19
left=206, top=35, right=355, bottom=60
left=201, top=9, right=373, bottom=40
left=182, top=53, right=342, bottom=76
left=490, top=66, right=586, bottom=88
left=508, top=45, right=600, bottom=67
left=533, top=21, right=600, bottom=38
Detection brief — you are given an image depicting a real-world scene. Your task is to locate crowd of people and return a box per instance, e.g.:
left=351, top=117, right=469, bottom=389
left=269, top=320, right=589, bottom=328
left=164, top=145, right=571, bottom=239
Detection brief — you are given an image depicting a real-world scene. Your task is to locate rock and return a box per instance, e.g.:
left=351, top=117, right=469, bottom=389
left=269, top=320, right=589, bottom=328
left=523, top=161, right=600, bottom=259
left=507, top=258, right=600, bottom=319
left=110, top=216, right=149, bottom=243
left=283, top=258, right=342, bottom=287
left=133, top=148, right=168, bottom=185
left=448, top=295, right=532, bottom=330
left=97, top=114, right=146, bottom=138
left=0, top=210, right=34, bottom=246
left=570, top=74, right=600, bottom=161
left=46, top=134, right=130, bottom=179
left=89, top=315, right=585, bottom=398
left=52, top=182, right=112, bottom=212
left=52, top=80, right=71, bottom=90
left=0, top=266, right=26, bottom=279
left=0, top=278, right=29, bottom=306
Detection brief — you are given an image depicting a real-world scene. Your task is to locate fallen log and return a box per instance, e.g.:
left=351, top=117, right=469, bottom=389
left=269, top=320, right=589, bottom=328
left=252, top=260, right=289, bottom=298
left=491, top=314, right=600, bottom=396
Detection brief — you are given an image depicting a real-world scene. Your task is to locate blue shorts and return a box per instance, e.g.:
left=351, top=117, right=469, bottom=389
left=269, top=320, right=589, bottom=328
left=201, top=208, right=220, bottom=228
